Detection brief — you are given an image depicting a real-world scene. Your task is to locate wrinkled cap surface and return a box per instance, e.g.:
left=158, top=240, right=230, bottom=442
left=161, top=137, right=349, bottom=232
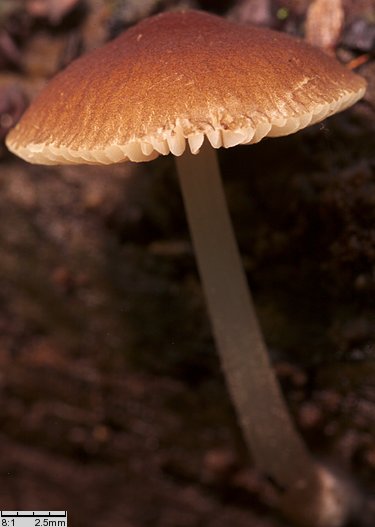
left=6, top=9, right=367, bottom=165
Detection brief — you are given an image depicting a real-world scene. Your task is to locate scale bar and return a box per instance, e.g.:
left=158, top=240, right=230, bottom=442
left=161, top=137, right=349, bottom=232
left=1, top=513, right=67, bottom=518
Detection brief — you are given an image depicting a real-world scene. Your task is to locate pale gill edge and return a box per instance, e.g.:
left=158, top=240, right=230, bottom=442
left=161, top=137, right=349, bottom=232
left=7, top=89, right=364, bottom=165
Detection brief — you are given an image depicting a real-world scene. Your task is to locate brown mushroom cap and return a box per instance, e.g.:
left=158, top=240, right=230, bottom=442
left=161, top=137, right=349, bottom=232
left=6, top=10, right=366, bottom=165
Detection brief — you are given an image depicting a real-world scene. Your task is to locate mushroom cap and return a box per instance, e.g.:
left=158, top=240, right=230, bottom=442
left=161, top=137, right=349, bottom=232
left=6, top=10, right=366, bottom=165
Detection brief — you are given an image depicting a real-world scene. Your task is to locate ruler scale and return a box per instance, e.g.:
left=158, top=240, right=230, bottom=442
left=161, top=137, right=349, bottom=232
left=1, top=512, right=67, bottom=527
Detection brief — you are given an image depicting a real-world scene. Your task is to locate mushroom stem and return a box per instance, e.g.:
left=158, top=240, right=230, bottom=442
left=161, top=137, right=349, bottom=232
left=175, top=141, right=317, bottom=490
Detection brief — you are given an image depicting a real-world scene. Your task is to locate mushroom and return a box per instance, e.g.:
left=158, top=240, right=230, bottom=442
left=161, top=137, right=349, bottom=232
left=6, top=10, right=366, bottom=526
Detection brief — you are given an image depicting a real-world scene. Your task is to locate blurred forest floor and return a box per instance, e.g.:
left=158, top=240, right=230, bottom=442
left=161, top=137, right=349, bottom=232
left=0, top=1, right=375, bottom=526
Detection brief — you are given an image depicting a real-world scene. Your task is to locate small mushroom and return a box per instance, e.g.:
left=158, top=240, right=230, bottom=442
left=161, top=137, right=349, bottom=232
left=6, top=10, right=366, bottom=526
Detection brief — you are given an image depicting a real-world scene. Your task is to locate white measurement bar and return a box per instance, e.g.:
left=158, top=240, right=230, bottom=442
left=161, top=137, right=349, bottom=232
left=1, top=512, right=67, bottom=527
